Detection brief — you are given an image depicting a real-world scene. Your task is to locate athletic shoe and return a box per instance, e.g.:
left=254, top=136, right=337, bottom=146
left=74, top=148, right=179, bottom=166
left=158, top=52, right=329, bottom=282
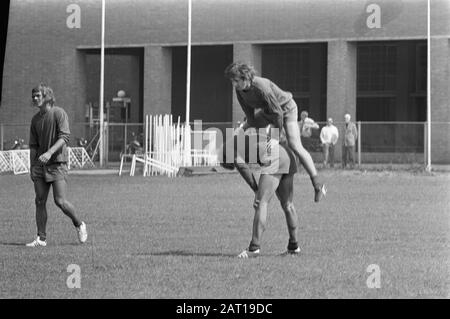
left=237, top=249, right=260, bottom=258
left=314, top=184, right=327, bottom=202
left=280, top=247, right=301, bottom=256
left=26, top=237, right=47, bottom=247
left=76, top=222, right=88, bottom=243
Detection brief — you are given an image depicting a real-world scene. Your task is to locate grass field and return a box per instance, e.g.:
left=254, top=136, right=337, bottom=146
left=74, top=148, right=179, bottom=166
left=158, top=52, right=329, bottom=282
left=0, top=169, right=449, bottom=299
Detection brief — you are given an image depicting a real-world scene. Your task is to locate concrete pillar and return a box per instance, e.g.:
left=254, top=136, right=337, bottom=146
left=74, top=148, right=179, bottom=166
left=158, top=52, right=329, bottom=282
left=430, top=38, right=450, bottom=164
left=143, top=45, right=172, bottom=116
left=326, top=40, right=357, bottom=163
left=231, top=44, right=262, bottom=125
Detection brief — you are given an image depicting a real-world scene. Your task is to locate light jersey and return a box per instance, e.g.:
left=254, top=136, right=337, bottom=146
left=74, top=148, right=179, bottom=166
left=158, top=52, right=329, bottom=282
left=29, top=106, right=70, bottom=165
left=236, top=76, right=295, bottom=129
left=236, top=129, right=298, bottom=175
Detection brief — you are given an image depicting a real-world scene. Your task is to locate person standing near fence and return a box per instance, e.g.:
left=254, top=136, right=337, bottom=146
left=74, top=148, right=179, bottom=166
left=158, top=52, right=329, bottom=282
left=342, top=114, right=358, bottom=169
left=299, top=111, right=319, bottom=138
left=299, top=111, right=320, bottom=151
left=320, top=117, right=339, bottom=168
left=224, top=62, right=326, bottom=203
left=26, top=83, right=87, bottom=247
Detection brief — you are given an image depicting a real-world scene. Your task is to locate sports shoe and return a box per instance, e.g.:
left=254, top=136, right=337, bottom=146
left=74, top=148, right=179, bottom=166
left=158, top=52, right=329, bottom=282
left=280, top=247, right=301, bottom=256
left=26, top=237, right=47, bottom=247
left=314, top=184, right=327, bottom=202
left=76, top=222, right=88, bottom=243
left=237, top=249, right=260, bottom=258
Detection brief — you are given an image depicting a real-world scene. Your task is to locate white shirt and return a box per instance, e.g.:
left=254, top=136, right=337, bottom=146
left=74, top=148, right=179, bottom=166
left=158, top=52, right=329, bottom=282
left=320, top=124, right=339, bottom=145
left=300, top=118, right=319, bottom=137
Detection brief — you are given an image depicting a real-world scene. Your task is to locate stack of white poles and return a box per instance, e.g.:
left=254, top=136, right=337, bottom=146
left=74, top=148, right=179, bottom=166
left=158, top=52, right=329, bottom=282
left=144, top=114, right=187, bottom=177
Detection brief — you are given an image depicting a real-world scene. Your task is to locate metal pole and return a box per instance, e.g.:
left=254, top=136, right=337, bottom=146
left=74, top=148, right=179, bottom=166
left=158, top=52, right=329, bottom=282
left=99, top=0, right=106, bottom=167
left=186, top=0, right=192, bottom=126
left=105, top=121, right=109, bottom=166
left=423, top=122, right=427, bottom=165
left=357, top=121, right=361, bottom=167
left=426, top=0, right=431, bottom=171
left=184, top=0, right=192, bottom=166
left=124, top=105, right=128, bottom=154
left=0, top=123, right=3, bottom=151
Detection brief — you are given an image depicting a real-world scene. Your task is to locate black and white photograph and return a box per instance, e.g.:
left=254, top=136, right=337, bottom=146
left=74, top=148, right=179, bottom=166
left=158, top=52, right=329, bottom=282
left=0, top=0, right=449, bottom=304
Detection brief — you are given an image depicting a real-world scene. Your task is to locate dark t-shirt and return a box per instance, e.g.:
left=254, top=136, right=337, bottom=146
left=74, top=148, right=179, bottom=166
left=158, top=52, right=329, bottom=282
left=29, top=106, right=70, bottom=165
left=236, top=76, right=294, bottom=129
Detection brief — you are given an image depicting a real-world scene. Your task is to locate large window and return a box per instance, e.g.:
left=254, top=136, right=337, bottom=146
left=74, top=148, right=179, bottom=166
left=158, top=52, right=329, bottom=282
left=357, top=44, right=396, bottom=92
left=356, top=41, right=426, bottom=152
left=262, top=43, right=327, bottom=121
left=172, top=45, right=233, bottom=123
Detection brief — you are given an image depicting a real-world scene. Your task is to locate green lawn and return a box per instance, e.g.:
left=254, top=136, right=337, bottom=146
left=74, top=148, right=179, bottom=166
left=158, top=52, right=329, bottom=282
left=0, top=170, right=449, bottom=298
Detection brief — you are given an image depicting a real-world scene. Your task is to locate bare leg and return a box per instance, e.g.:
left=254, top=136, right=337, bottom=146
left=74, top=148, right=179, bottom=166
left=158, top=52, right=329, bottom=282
left=249, top=174, right=281, bottom=251
left=33, top=179, right=51, bottom=240
left=275, top=174, right=299, bottom=248
left=323, top=143, right=329, bottom=167
left=284, top=121, right=326, bottom=204
left=52, top=179, right=81, bottom=227
left=235, top=162, right=258, bottom=193
left=284, top=121, right=318, bottom=178
left=329, top=144, right=335, bottom=167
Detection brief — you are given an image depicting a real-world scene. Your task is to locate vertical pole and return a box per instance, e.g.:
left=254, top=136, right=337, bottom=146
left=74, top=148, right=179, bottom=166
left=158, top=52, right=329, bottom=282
left=124, top=106, right=128, bottom=155
left=104, top=121, right=108, bottom=166
left=0, top=123, right=3, bottom=151
left=357, top=121, right=361, bottom=167
left=99, top=0, right=106, bottom=167
left=426, top=0, right=431, bottom=171
left=184, top=0, right=192, bottom=167
left=186, top=0, right=192, bottom=126
left=424, top=122, right=427, bottom=165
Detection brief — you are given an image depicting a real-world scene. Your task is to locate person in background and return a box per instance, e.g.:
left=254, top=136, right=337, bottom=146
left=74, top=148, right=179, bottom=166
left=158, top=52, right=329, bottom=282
left=342, top=113, right=358, bottom=169
left=320, top=117, right=339, bottom=168
left=299, top=111, right=319, bottom=138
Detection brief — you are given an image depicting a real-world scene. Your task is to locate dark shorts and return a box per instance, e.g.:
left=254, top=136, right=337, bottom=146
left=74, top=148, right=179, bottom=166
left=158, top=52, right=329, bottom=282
left=31, top=163, right=68, bottom=183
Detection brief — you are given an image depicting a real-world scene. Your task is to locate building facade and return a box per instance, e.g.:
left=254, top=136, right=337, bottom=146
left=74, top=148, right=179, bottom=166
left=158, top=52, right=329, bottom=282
left=1, top=0, right=449, bottom=162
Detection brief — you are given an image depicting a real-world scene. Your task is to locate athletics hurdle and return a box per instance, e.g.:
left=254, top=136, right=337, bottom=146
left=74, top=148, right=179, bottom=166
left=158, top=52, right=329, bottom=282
left=0, top=149, right=30, bottom=175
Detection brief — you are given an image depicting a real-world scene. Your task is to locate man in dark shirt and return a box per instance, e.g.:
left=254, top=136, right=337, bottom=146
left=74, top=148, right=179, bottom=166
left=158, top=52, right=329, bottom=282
left=26, top=83, right=87, bottom=247
left=224, top=62, right=326, bottom=203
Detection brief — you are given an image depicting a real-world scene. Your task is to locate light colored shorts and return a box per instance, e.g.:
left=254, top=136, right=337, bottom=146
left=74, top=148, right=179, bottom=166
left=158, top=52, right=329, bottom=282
left=259, top=141, right=298, bottom=175
left=283, top=100, right=298, bottom=124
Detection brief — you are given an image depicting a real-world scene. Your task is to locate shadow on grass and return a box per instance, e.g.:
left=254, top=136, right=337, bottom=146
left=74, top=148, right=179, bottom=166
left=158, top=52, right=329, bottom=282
left=0, top=242, right=81, bottom=247
left=134, top=250, right=298, bottom=258
left=134, top=250, right=237, bottom=258
left=0, top=242, right=26, bottom=246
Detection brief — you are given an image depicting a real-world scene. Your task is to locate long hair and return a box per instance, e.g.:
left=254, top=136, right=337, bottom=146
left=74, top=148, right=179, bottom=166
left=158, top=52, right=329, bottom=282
left=224, top=62, right=256, bottom=82
left=32, top=83, right=55, bottom=106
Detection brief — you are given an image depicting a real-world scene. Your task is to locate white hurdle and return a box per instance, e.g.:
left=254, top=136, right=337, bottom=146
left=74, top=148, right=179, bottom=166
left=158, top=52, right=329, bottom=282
left=122, top=114, right=219, bottom=177
left=0, top=149, right=30, bottom=175
left=142, top=114, right=180, bottom=177
left=67, top=147, right=95, bottom=170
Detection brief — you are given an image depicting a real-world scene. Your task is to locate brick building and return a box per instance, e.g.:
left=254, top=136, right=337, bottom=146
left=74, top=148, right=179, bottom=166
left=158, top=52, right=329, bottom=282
left=1, top=0, right=449, bottom=162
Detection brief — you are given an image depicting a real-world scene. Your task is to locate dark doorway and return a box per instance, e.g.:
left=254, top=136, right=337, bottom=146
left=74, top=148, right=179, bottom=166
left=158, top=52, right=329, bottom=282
left=84, top=48, right=144, bottom=124
left=356, top=40, right=427, bottom=152
left=82, top=48, right=144, bottom=161
left=171, top=45, right=233, bottom=123
left=262, top=43, right=328, bottom=122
